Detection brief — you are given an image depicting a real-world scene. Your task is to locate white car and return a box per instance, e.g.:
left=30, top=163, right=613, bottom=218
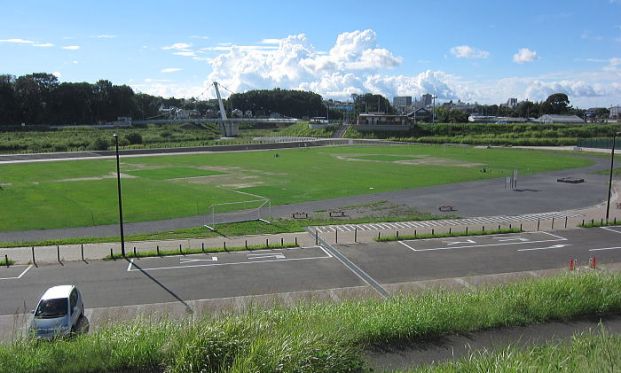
left=30, top=285, right=84, bottom=339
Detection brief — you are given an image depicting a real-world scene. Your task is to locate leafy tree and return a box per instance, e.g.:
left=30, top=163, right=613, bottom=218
left=0, top=75, right=17, bottom=125
left=542, top=93, right=570, bottom=114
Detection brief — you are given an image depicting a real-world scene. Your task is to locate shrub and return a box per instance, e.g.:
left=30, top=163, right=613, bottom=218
left=88, top=138, right=110, bottom=150
left=124, top=132, right=143, bottom=145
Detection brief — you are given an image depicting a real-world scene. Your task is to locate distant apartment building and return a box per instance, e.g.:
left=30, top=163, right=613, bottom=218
left=421, top=93, right=433, bottom=107
left=393, top=96, right=412, bottom=112
left=505, top=98, right=518, bottom=108
left=610, top=106, right=621, bottom=120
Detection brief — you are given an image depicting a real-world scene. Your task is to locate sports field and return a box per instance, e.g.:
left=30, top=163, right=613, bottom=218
left=0, top=144, right=593, bottom=231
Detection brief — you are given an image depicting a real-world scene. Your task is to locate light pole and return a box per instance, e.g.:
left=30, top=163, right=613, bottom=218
left=606, top=131, right=621, bottom=222
left=113, top=134, right=126, bottom=257
left=432, top=95, right=437, bottom=124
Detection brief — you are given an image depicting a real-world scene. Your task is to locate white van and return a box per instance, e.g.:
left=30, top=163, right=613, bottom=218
left=30, top=285, right=84, bottom=339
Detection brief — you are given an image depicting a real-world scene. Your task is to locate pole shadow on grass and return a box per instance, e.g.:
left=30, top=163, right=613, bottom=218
left=125, top=258, right=194, bottom=314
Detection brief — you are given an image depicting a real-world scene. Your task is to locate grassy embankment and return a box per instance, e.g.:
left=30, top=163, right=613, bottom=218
left=106, top=240, right=299, bottom=260
left=0, top=145, right=593, bottom=233
left=1, top=271, right=621, bottom=372
left=409, top=329, right=621, bottom=372
left=346, top=122, right=621, bottom=147
left=0, top=121, right=330, bottom=154
left=375, top=227, right=521, bottom=241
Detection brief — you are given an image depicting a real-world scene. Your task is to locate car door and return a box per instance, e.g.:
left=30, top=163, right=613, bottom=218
left=69, top=289, right=79, bottom=326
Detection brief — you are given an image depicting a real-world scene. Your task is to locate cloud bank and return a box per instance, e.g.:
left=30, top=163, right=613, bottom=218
left=146, top=29, right=621, bottom=106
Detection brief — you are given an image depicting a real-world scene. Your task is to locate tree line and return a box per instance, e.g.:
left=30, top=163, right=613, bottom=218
left=0, top=73, right=217, bottom=126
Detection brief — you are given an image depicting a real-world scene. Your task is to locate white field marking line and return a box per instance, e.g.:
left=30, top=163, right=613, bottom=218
left=517, top=244, right=570, bottom=252
left=127, top=259, right=134, bottom=272
left=127, top=246, right=332, bottom=272
left=0, top=264, right=33, bottom=280
left=398, top=240, right=417, bottom=252
left=539, top=231, right=569, bottom=240
left=589, top=246, right=621, bottom=252
left=601, top=226, right=621, bottom=234
left=248, top=254, right=286, bottom=260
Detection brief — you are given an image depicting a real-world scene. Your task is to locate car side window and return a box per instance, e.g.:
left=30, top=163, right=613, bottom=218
left=70, top=289, right=77, bottom=310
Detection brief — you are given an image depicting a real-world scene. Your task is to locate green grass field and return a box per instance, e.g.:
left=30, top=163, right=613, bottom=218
left=0, top=144, right=593, bottom=232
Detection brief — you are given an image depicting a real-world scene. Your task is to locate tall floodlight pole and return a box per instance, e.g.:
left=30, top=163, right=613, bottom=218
left=432, top=95, right=437, bottom=124
left=113, top=134, right=125, bottom=257
left=606, top=131, right=621, bottom=222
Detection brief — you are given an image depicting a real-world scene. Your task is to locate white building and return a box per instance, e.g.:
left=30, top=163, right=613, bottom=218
left=536, top=114, right=585, bottom=124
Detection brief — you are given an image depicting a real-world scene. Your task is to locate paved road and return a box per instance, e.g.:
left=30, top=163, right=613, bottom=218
left=0, top=150, right=613, bottom=242
left=1, top=226, right=620, bottom=317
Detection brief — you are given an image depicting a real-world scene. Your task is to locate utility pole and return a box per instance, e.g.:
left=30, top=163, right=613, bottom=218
left=113, top=134, right=125, bottom=257
left=432, top=95, right=437, bottom=124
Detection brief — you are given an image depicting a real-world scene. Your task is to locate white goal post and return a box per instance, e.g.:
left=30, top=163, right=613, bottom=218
left=203, top=198, right=272, bottom=231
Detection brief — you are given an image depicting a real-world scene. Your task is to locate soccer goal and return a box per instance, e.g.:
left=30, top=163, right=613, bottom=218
left=203, top=198, right=272, bottom=231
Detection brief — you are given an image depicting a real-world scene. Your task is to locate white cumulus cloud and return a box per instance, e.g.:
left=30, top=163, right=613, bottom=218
left=162, top=42, right=192, bottom=50
left=513, top=48, right=537, bottom=63
left=450, top=45, right=490, bottom=59
left=161, top=67, right=182, bottom=73
left=0, top=38, right=34, bottom=44
left=62, top=45, right=80, bottom=50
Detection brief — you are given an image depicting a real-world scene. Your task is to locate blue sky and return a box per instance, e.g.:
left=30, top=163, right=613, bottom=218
left=1, top=0, right=620, bottom=107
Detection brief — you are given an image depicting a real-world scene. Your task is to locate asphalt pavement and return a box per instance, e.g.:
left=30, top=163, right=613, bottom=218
left=2, top=226, right=621, bottom=335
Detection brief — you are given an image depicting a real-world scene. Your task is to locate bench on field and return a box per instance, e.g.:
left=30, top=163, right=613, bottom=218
left=329, top=210, right=346, bottom=217
left=292, top=211, right=308, bottom=219
left=438, top=205, right=456, bottom=212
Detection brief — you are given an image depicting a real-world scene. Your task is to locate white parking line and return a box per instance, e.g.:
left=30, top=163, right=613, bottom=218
left=517, top=244, right=569, bottom=252
left=127, top=246, right=332, bottom=272
left=398, top=240, right=417, bottom=252
left=589, top=246, right=621, bottom=252
left=402, top=232, right=566, bottom=252
left=0, top=265, right=32, bottom=280
left=601, top=226, right=621, bottom=234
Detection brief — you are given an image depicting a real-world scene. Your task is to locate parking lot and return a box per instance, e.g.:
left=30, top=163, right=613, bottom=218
left=1, top=227, right=621, bottom=325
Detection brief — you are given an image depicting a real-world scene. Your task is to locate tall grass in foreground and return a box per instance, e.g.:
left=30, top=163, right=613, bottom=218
left=2, top=272, right=621, bottom=372
left=411, top=328, right=621, bottom=373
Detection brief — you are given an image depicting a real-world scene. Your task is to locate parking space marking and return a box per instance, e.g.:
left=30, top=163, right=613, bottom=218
left=398, top=240, right=417, bottom=252
left=0, top=265, right=32, bottom=280
left=601, top=226, right=621, bottom=234
left=401, top=232, right=567, bottom=252
left=517, top=244, right=570, bottom=252
left=127, top=246, right=332, bottom=272
left=589, top=246, right=621, bottom=252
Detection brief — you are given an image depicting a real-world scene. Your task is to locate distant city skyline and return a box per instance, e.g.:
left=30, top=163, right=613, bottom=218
left=1, top=0, right=620, bottom=107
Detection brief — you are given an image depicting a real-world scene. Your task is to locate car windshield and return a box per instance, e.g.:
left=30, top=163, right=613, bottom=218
left=34, top=298, right=68, bottom=318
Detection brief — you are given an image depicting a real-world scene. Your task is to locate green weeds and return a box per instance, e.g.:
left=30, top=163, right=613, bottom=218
left=2, top=272, right=621, bottom=372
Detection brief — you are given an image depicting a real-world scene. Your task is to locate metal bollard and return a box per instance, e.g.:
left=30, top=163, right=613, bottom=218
left=520, top=223, right=523, bottom=231
left=281, top=237, right=284, bottom=247
left=245, top=240, right=248, bottom=249
left=498, top=224, right=501, bottom=231
left=266, top=238, right=269, bottom=248
left=448, top=228, right=451, bottom=235
left=432, top=228, right=435, bottom=235
left=465, top=227, right=468, bottom=235
left=482, top=226, right=485, bottom=232
left=509, top=224, right=512, bottom=230
left=133, top=246, right=137, bottom=257
left=4, top=254, right=8, bottom=268
left=57, top=245, right=61, bottom=264
left=378, top=232, right=381, bottom=240
left=335, top=230, right=338, bottom=243
left=552, top=218, right=555, bottom=230
left=396, top=231, right=400, bottom=239
left=81, top=244, right=84, bottom=261
left=201, top=242, right=205, bottom=253
left=179, top=244, right=183, bottom=255
left=537, top=219, right=540, bottom=231
left=315, top=230, right=318, bottom=245
left=294, top=237, right=298, bottom=246
left=564, top=216, right=568, bottom=229
left=414, top=229, right=417, bottom=238
left=354, top=227, right=358, bottom=243
left=157, top=245, right=160, bottom=256
left=32, top=246, right=36, bottom=266
left=110, top=248, right=114, bottom=259
left=224, top=241, right=227, bottom=251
